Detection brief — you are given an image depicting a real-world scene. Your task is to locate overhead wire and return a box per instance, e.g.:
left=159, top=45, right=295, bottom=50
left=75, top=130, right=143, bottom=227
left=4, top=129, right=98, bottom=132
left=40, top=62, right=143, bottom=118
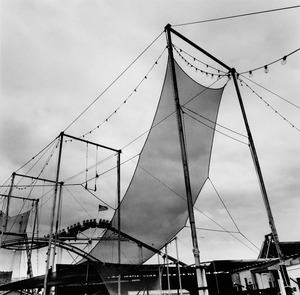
left=173, top=5, right=300, bottom=27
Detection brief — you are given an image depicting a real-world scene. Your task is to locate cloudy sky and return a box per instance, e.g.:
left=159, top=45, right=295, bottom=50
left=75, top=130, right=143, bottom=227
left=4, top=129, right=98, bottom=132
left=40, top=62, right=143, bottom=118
left=1, top=0, right=300, bottom=273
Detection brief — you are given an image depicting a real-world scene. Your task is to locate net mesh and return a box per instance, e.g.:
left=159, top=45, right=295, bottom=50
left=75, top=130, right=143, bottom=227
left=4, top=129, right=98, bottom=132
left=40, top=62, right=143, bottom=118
left=89, top=59, right=224, bottom=264
left=0, top=210, right=30, bottom=245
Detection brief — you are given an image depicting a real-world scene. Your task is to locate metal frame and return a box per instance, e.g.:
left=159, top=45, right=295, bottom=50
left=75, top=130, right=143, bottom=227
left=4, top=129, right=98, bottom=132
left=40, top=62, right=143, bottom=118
left=165, top=24, right=291, bottom=295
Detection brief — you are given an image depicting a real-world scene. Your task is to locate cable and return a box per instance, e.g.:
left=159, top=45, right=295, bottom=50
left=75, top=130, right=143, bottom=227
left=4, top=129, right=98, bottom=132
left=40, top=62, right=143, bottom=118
left=182, top=106, right=249, bottom=146
left=78, top=45, right=167, bottom=140
left=208, top=178, right=240, bottom=232
left=208, top=178, right=261, bottom=252
left=241, top=74, right=300, bottom=110
left=173, top=5, right=300, bottom=27
left=238, top=76, right=300, bottom=132
left=63, top=31, right=164, bottom=132
left=240, top=48, right=300, bottom=76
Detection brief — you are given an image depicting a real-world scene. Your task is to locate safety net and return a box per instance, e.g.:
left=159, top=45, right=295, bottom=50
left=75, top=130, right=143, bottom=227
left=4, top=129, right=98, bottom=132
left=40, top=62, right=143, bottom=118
left=0, top=210, right=30, bottom=245
left=89, top=58, right=225, bottom=265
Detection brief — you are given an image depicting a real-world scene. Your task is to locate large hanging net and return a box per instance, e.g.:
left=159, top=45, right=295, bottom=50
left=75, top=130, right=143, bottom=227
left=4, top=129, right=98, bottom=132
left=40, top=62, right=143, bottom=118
left=89, top=58, right=225, bottom=265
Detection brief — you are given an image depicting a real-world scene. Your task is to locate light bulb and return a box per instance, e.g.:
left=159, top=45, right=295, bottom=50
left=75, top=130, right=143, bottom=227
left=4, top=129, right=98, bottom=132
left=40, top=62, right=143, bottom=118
left=249, top=71, right=253, bottom=78
left=281, top=56, right=287, bottom=65
left=264, top=66, right=269, bottom=73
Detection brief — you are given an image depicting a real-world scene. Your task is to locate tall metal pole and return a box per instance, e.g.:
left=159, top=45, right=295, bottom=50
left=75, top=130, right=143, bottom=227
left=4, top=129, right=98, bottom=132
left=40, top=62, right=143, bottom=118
left=117, top=150, right=121, bottom=295
left=43, top=132, right=64, bottom=295
left=165, top=24, right=207, bottom=295
left=0, top=173, right=16, bottom=247
left=175, top=237, right=183, bottom=295
left=231, top=69, right=292, bottom=295
left=164, top=24, right=291, bottom=295
left=51, top=182, right=64, bottom=268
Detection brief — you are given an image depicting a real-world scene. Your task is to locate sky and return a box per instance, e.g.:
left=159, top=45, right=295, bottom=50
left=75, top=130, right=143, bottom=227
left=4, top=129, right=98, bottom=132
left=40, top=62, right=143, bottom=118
left=1, top=0, right=300, bottom=276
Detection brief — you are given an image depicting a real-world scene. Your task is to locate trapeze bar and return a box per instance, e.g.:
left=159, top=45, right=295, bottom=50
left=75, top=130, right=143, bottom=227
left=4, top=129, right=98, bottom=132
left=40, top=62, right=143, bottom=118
left=63, top=133, right=121, bottom=153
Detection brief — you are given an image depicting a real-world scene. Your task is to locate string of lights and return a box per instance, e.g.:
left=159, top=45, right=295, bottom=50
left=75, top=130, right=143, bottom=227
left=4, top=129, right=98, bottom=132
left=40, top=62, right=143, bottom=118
left=173, top=42, right=300, bottom=79
left=238, top=77, right=300, bottom=133
left=173, top=44, right=229, bottom=78
left=66, top=46, right=167, bottom=142
left=14, top=139, right=59, bottom=191
left=240, top=47, right=300, bottom=76
left=63, top=31, right=164, bottom=132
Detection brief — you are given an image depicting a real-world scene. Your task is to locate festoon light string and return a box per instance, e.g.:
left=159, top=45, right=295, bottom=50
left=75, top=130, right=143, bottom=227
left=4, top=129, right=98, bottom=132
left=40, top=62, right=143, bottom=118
left=63, top=46, right=168, bottom=144
left=173, top=44, right=229, bottom=79
left=241, top=47, right=300, bottom=77
left=174, top=43, right=300, bottom=78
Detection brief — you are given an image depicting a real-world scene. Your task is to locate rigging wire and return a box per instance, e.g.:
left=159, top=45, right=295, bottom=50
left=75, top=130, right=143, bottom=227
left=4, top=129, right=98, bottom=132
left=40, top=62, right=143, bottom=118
left=238, top=77, right=300, bottom=133
left=208, top=178, right=240, bottom=233
left=64, top=186, right=93, bottom=218
left=77, top=45, right=167, bottom=140
left=63, top=31, right=164, bottom=132
left=208, top=178, right=260, bottom=252
left=241, top=74, right=300, bottom=110
left=189, top=205, right=259, bottom=255
left=193, top=227, right=239, bottom=234
left=0, top=137, right=58, bottom=190
left=173, top=5, right=300, bottom=27
left=81, top=184, right=114, bottom=211
left=62, top=152, right=117, bottom=184
left=182, top=106, right=249, bottom=146
left=122, top=149, right=259, bottom=254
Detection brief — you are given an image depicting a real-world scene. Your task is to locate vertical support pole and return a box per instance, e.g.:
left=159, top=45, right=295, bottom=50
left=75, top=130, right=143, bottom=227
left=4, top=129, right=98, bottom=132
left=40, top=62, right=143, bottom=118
left=6, top=173, right=15, bottom=219
left=158, top=254, right=163, bottom=295
left=175, top=237, right=183, bottom=295
left=117, top=150, right=121, bottom=295
left=165, top=245, right=171, bottom=295
left=165, top=24, right=207, bottom=295
left=231, top=69, right=292, bottom=295
left=0, top=172, right=15, bottom=247
left=51, top=182, right=64, bottom=269
left=44, top=132, right=64, bottom=295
